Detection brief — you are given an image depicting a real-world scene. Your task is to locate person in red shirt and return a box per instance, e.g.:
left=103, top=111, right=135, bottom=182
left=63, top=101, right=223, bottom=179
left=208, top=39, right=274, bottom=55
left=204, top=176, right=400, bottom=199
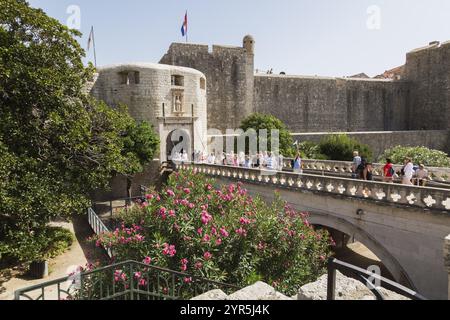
left=383, top=159, right=395, bottom=183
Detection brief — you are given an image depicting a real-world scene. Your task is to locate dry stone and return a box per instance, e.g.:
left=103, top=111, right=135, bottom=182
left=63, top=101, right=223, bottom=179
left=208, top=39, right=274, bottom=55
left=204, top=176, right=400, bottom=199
left=296, top=271, right=410, bottom=300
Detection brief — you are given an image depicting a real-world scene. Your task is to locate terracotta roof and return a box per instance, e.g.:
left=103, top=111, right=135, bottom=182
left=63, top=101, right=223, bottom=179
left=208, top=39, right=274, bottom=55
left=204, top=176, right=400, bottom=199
left=374, top=65, right=404, bottom=80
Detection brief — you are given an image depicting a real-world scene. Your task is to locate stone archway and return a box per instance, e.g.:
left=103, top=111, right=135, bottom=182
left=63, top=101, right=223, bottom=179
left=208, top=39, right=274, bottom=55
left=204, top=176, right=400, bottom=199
left=308, top=213, right=416, bottom=291
left=166, top=129, right=191, bottom=161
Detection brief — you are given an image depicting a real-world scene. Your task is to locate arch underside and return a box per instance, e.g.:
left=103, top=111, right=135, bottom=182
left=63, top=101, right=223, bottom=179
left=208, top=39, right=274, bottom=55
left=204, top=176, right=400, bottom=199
left=308, top=212, right=415, bottom=291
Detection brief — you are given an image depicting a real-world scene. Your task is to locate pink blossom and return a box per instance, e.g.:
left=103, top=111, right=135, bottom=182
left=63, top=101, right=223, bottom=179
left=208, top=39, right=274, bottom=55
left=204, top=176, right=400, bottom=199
left=236, top=227, right=247, bottom=237
left=211, top=227, right=218, bottom=236
left=201, top=211, right=213, bottom=225
left=180, top=199, right=189, bottom=206
left=145, top=194, right=154, bottom=200
left=162, top=243, right=176, bottom=257
left=203, top=252, right=212, bottom=260
left=143, top=257, right=152, bottom=265
left=219, top=227, right=229, bottom=238
left=139, top=279, right=147, bottom=287
left=134, top=272, right=142, bottom=279
left=184, top=277, right=193, bottom=283
left=197, top=228, right=203, bottom=235
left=194, top=262, right=203, bottom=270
left=188, top=203, right=195, bottom=209
left=183, top=188, right=191, bottom=194
left=205, top=184, right=213, bottom=191
left=167, top=189, right=175, bottom=197
left=239, top=217, right=251, bottom=225
left=202, top=234, right=211, bottom=243
left=215, top=238, right=222, bottom=246
left=168, top=210, right=176, bottom=217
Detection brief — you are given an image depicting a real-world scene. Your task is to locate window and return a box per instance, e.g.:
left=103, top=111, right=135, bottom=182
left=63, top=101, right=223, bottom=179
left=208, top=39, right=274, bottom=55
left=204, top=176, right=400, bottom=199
left=119, top=71, right=140, bottom=85
left=200, top=78, right=206, bottom=90
left=171, top=75, right=184, bottom=86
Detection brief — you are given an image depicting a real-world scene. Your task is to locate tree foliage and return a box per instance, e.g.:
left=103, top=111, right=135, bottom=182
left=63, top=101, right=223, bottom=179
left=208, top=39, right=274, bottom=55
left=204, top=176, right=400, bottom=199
left=0, top=0, right=159, bottom=261
left=378, top=146, right=450, bottom=167
left=239, top=113, right=295, bottom=157
left=318, top=134, right=373, bottom=161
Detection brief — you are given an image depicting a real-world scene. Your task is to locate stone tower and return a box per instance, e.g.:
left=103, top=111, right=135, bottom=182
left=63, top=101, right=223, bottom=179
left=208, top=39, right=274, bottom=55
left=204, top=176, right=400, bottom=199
left=403, top=41, right=450, bottom=131
left=159, top=36, right=255, bottom=131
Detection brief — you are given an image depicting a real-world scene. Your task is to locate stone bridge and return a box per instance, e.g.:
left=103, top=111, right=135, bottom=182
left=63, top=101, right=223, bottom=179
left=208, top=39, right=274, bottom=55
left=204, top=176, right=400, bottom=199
left=175, top=162, right=450, bottom=299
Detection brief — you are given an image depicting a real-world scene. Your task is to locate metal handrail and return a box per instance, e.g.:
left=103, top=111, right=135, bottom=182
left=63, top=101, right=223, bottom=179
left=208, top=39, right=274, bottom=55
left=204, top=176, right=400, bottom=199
left=326, top=258, right=427, bottom=300
left=14, top=260, right=239, bottom=300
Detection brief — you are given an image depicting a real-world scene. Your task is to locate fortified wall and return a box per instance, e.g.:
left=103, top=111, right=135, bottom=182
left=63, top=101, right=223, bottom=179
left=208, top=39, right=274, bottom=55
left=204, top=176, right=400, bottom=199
left=160, top=37, right=450, bottom=139
left=403, top=41, right=450, bottom=131
left=160, top=36, right=255, bottom=131
left=254, top=75, right=409, bottom=133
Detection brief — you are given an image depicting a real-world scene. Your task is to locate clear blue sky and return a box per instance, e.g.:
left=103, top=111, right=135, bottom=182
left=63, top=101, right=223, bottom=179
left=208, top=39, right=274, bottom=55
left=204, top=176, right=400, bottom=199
left=28, top=0, right=450, bottom=77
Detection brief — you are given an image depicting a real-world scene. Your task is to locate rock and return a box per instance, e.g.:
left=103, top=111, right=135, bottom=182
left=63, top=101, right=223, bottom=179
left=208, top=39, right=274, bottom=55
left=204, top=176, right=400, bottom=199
left=257, top=291, right=292, bottom=300
left=296, top=271, right=410, bottom=300
left=227, top=281, right=277, bottom=300
left=191, top=289, right=228, bottom=300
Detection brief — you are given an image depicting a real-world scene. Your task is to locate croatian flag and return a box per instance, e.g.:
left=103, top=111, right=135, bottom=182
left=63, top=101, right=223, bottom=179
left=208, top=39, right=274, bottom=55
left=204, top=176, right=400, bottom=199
left=181, top=11, right=188, bottom=38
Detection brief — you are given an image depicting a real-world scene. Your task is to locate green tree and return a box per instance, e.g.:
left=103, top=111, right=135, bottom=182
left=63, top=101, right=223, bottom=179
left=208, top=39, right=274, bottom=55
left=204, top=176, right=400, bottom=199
left=318, top=134, right=373, bottom=161
left=240, top=113, right=295, bottom=157
left=378, top=146, right=450, bottom=167
left=0, top=0, right=159, bottom=262
left=121, top=119, right=160, bottom=199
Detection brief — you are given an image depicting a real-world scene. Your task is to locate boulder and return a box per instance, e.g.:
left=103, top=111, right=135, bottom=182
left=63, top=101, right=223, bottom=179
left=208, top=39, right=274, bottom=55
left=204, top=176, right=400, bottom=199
left=191, top=289, right=228, bottom=300
left=296, top=271, right=410, bottom=300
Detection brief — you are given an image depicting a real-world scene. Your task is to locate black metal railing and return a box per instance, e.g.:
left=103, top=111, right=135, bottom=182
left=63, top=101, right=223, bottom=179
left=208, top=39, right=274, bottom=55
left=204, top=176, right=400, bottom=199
left=14, top=260, right=239, bottom=300
left=326, top=258, right=427, bottom=300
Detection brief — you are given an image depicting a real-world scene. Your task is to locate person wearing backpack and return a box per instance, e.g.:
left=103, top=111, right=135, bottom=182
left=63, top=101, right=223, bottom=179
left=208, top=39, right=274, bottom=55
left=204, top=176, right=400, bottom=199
left=383, top=159, right=395, bottom=183
left=357, top=157, right=367, bottom=180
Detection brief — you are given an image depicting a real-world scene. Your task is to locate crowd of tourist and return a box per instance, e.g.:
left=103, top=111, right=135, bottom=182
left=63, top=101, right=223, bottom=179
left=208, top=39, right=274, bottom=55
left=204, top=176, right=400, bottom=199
left=352, top=151, right=429, bottom=186
left=173, top=149, right=429, bottom=186
left=173, top=150, right=289, bottom=171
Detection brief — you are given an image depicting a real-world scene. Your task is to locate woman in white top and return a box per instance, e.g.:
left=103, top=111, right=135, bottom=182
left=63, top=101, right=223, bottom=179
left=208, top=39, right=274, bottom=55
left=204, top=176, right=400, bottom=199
left=402, top=158, right=414, bottom=185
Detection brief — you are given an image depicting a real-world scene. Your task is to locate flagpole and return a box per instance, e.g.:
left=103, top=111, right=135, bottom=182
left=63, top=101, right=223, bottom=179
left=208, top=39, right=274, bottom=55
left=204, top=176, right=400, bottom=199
left=92, top=26, right=97, bottom=68
left=186, top=11, right=188, bottom=43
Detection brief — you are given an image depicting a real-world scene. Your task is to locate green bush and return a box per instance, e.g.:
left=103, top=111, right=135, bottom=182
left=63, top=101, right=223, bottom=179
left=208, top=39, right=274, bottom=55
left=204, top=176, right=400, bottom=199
left=1, top=226, right=73, bottom=263
left=378, top=146, right=450, bottom=167
left=297, top=141, right=329, bottom=160
left=92, top=169, right=332, bottom=296
left=318, top=134, right=373, bottom=161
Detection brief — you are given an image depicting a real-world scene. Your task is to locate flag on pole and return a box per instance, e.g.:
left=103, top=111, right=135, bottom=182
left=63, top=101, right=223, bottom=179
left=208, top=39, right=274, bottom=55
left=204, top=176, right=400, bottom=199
left=181, top=11, right=188, bottom=39
left=87, top=26, right=94, bottom=51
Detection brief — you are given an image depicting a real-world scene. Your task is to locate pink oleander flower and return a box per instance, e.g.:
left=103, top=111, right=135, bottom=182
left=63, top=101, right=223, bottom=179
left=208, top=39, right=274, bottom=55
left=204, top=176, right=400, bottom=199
left=180, top=264, right=187, bottom=271
left=197, top=228, right=203, bottom=235
left=239, top=217, right=251, bottom=225
left=156, top=195, right=161, bottom=201
left=195, top=262, right=203, bottom=270
left=320, top=255, right=326, bottom=262
left=143, top=257, right=152, bottom=265
left=219, top=227, right=229, bottom=238
left=211, top=227, right=217, bottom=236
left=134, top=272, right=142, bottom=279
left=167, top=189, right=175, bottom=197
left=203, top=252, right=212, bottom=260
left=180, top=199, right=189, bottom=206
left=162, top=243, right=176, bottom=257
left=184, top=277, right=193, bottom=284
left=201, top=211, right=213, bottom=225
left=215, top=238, right=222, bottom=246
left=205, top=184, right=213, bottom=191
left=168, top=210, right=176, bottom=217
left=236, top=227, right=247, bottom=237
left=202, top=234, right=211, bottom=243
left=139, top=279, right=147, bottom=287
left=183, top=188, right=191, bottom=194
left=145, top=194, right=154, bottom=200
left=188, top=203, right=195, bottom=209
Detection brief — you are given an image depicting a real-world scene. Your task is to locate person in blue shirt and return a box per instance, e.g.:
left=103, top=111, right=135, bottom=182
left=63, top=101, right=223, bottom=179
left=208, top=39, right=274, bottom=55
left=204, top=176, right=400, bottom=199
left=293, top=153, right=303, bottom=173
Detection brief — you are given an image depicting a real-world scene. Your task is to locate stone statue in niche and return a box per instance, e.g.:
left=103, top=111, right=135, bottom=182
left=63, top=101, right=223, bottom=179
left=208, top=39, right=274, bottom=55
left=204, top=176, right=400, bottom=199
left=173, top=94, right=183, bottom=114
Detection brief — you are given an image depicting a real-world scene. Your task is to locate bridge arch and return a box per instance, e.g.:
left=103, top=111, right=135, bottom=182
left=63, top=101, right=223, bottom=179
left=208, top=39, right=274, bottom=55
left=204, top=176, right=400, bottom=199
left=308, top=212, right=415, bottom=290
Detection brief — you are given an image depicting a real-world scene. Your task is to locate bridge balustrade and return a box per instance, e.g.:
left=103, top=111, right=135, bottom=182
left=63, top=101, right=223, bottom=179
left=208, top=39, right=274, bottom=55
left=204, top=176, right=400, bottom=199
left=176, top=163, right=450, bottom=211
left=282, top=158, right=450, bottom=184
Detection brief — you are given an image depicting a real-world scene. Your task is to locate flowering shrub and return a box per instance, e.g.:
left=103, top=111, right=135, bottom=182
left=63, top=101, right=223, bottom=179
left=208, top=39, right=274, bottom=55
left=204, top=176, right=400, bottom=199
left=92, top=169, right=333, bottom=296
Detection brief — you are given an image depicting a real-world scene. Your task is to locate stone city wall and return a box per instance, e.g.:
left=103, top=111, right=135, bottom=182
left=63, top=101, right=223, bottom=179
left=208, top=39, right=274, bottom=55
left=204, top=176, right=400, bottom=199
left=254, top=75, right=409, bottom=133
